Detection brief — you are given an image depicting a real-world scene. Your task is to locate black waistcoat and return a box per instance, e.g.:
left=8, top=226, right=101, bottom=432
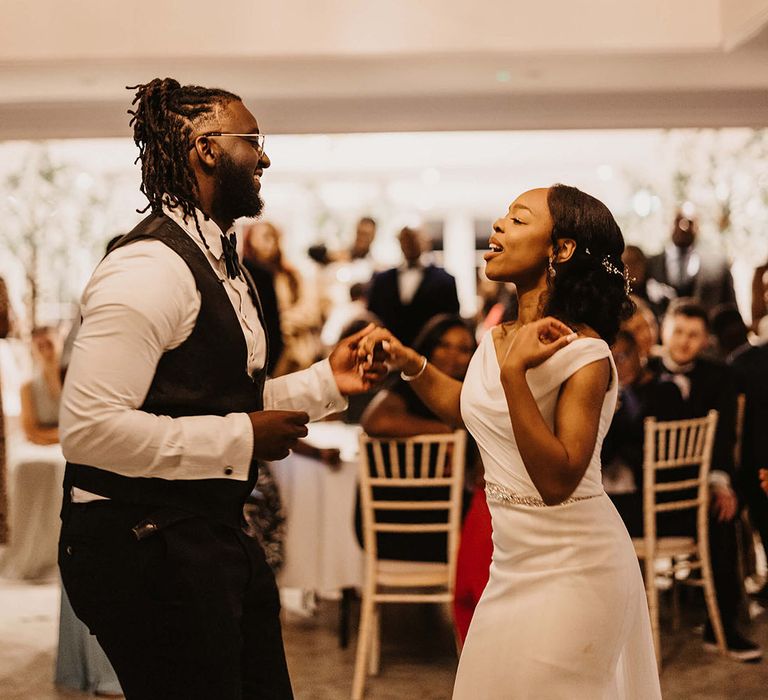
left=64, top=213, right=268, bottom=527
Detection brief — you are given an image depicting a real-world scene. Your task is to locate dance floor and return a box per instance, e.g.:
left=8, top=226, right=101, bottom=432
left=0, top=578, right=766, bottom=699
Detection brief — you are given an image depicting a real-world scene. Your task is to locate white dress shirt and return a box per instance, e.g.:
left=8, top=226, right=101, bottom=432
left=397, top=262, right=425, bottom=305
left=61, top=205, right=346, bottom=502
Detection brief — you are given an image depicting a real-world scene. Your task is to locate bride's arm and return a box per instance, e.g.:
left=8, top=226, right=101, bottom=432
left=498, top=318, right=608, bottom=505
left=358, top=329, right=465, bottom=428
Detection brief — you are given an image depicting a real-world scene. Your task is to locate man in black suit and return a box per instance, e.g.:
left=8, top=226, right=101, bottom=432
left=723, top=311, right=768, bottom=605
left=646, top=213, right=736, bottom=314
left=604, top=301, right=762, bottom=661
left=367, top=226, right=460, bottom=345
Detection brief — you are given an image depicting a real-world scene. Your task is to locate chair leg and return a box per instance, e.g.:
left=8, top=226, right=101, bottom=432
left=339, top=587, right=356, bottom=649
left=699, top=550, right=728, bottom=656
left=645, top=557, right=662, bottom=670
left=352, top=594, right=375, bottom=700
left=671, top=569, right=680, bottom=632
left=368, top=607, right=381, bottom=676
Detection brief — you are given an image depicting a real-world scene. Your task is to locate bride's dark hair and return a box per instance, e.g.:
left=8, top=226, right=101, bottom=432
left=543, top=184, right=635, bottom=345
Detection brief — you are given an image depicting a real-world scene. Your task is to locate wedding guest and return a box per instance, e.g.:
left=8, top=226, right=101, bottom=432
left=646, top=213, right=736, bottom=314
left=360, top=314, right=477, bottom=563
left=367, top=226, right=460, bottom=345
left=607, top=300, right=761, bottom=661
left=453, top=480, right=492, bottom=645
left=0, top=276, right=10, bottom=544
left=0, top=327, right=66, bottom=581
left=622, top=245, right=675, bottom=319
left=710, top=304, right=749, bottom=361
left=727, top=320, right=768, bottom=605
left=750, top=260, right=768, bottom=332
left=321, top=282, right=369, bottom=349
left=245, top=221, right=324, bottom=376
left=621, top=294, right=660, bottom=362
left=241, top=222, right=284, bottom=374
left=20, top=327, right=62, bottom=445
left=310, top=216, right=379, bottom=311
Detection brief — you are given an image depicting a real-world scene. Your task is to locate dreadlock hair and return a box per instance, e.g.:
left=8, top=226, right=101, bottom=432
left=127, top=77, right=241, bottom=238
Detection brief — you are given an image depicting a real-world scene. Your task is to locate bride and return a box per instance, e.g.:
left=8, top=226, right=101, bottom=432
left=359, top=185, right=661, bottom=699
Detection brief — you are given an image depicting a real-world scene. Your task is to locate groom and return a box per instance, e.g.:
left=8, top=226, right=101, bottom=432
left=58, top=78, right=383, bottom=700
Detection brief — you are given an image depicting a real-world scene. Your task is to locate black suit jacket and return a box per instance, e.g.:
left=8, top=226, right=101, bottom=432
left=367, top=264, right=460, bottom=345
left=646, top=247, right=736, bottom=312
left=729, top=343, right=768, bottom=476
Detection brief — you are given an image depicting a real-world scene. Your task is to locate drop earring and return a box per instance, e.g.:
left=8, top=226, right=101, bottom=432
left=548, top=256, right=557, bottom=278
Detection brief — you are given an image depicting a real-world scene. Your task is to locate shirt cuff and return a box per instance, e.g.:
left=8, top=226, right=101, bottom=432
left=221, top=412, right=254, bottom=480
left=316, top=358, right=348, bottom=416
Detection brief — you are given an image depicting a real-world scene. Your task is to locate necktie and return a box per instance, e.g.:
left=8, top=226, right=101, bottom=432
left=220, top=233, right=240, bottom=280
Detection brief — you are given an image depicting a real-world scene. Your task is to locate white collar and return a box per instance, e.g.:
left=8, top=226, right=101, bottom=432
left=660, top=353, right=696, bottom=374
left=162, top=201, right=233, bottom=262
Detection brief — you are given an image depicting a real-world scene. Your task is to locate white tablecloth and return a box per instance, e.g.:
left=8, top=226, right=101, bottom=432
left=0, top=440, right=65, bottom=581
left=271, top=421, right=364, bottom=593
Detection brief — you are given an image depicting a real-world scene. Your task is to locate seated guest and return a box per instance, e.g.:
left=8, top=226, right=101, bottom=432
left=359, top=314, right=477, bottom=563
left=727, top=316, right=768, bottom=605
left=1, top=327, right=66, bottom=580
left=621, top=294, right=660, bottom=363
left=604, top=301, right=761, bottom=661
left=622, top=245, right=675, bottom=320
left=710, top=303, right=750, bottom=361
left=20, top=326, right=62, bottom=445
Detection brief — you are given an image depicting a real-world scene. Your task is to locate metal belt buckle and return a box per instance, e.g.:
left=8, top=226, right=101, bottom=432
left=131, top=519, right=159, bottom=540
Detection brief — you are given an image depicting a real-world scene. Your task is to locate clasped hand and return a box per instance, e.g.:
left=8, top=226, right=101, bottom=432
left=247, top=324, right=390, bottom=462
left=355, top=327, right=423, bottom=376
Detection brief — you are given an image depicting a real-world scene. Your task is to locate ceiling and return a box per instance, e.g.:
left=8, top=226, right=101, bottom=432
left=1, top=0, right=767, bottom=138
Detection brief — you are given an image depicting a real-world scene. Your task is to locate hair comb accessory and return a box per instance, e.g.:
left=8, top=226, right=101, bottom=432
left=601, top=256, right=633, bottom=295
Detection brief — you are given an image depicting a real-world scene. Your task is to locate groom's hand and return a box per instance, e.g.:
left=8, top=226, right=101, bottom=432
left=329, top=323, right=388, bottom=394
left=248, top=410, right=309, bottom=461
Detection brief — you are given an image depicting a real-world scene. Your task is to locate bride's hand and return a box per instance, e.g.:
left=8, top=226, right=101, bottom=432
left=356, top=327, right=423, bottom=375
left=501, top=317, right=577, bottom=374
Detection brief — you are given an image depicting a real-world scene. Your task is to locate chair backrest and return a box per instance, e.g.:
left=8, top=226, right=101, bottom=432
left=642, top=410, right=718, bottom=546
left=358, top=430, right=467, bottom=588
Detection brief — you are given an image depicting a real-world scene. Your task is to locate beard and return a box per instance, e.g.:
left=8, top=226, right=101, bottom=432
left=211, top=152, right=264, bottom=224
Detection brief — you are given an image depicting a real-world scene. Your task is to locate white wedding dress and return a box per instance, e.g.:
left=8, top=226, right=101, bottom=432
left=453, top=334, right=661, bottom=699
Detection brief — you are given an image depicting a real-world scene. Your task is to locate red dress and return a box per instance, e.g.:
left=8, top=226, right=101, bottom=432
left=453, top=484, right=493, bottom=644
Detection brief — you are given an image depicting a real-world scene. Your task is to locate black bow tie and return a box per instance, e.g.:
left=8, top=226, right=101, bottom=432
left=220, top=233, right=240, bottom=280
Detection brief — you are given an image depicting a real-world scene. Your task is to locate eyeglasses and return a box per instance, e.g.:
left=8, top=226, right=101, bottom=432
left=190, top=132, right=266, bottom=155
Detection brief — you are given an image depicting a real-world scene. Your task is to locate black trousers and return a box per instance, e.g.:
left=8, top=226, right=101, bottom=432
left=59, top=501, right=293, bottom=700
left=609, top=493, right=744, bottom=626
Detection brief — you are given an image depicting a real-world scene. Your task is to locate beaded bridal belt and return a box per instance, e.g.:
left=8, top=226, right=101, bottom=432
left=485, top=481, right=600, bottom=508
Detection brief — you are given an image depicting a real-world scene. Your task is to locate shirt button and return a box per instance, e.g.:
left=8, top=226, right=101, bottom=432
left=224, top=467, right=234, bottom=476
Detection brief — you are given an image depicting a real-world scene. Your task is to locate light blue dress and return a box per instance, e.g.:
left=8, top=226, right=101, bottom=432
left=55, top=586, right=123, bottom=695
